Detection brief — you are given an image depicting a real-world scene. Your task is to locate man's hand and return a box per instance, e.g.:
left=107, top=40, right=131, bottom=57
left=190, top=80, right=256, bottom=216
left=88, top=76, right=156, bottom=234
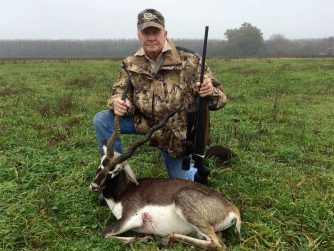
left=196, top=78, right=214, bottom=97
left=113, top=98, right=132, bottom=116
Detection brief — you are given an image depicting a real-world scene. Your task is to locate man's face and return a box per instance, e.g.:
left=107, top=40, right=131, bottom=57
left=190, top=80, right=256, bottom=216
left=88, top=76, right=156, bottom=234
left=137, top=27, right=167, bottom=59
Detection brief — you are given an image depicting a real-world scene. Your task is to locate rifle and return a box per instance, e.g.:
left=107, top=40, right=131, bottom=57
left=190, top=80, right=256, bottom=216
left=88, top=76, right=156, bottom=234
left=182, top=26, right=210, bottom=186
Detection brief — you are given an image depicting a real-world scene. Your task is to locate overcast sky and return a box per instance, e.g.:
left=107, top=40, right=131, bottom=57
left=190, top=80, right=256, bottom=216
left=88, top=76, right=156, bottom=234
left=1, top=0, right=333, bottom=40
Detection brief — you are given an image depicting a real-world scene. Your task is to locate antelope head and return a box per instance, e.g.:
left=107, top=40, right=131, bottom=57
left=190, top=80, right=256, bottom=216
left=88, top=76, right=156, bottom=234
left=90, top=109, right=179, bottom=192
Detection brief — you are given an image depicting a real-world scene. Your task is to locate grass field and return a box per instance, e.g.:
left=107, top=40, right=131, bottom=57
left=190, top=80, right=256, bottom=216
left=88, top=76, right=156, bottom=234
left=0, top=58, right=333, bottom=250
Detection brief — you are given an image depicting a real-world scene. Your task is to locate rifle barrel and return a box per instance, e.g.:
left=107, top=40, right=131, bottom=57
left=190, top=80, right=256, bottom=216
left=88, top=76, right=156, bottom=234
left=199, top=26, right=209, bottom=84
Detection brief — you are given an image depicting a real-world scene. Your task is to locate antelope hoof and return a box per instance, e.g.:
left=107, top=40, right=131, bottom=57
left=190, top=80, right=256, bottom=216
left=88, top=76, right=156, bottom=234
left=138, top=235, right=154, bottom=243
left=161, top=234, right=174, bottom=247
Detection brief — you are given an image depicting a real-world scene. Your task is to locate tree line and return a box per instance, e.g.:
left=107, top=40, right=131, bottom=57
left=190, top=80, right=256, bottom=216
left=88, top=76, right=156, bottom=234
left=0, top=23, right=333, bottom=58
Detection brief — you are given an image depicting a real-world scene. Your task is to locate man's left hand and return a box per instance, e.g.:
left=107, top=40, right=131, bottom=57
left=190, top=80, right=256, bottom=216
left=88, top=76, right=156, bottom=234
left=196, top=78, right=214, bottom=97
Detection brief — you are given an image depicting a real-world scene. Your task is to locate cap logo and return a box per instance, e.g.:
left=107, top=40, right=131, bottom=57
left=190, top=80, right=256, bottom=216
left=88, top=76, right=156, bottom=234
left=143, top=12, right=156, bottom=20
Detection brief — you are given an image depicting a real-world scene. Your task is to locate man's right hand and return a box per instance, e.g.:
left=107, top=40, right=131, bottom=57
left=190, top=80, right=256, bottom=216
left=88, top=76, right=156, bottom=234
left=113, top=98, right=132, bottom=116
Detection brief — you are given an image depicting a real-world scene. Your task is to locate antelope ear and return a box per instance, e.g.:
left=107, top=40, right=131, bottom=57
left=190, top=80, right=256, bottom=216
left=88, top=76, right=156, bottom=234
left=103, top=145, right=107, bottom=155
left=124, top=163, right=138, bottom=185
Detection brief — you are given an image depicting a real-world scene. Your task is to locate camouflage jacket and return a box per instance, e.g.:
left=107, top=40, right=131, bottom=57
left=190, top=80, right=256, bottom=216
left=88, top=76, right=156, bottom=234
left=108, top=39, right=227, bottom=157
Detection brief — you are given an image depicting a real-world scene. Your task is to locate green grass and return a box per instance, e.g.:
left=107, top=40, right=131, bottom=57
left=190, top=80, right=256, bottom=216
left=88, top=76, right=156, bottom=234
left=1, top=58, right=333, bottom=250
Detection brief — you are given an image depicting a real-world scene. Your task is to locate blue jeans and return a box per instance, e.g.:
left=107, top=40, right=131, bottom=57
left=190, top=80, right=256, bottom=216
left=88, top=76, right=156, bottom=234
left=93, top=110, right=196, bottom=181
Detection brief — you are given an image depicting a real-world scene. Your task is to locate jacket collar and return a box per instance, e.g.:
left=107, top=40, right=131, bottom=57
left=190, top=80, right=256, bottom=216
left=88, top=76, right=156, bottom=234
left=162, top=38, right=182, bottom=66
left=129, top=38, right=182, bottom=74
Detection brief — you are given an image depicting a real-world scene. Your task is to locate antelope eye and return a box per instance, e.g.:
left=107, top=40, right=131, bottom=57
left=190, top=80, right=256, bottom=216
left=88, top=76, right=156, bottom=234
left=109, top=169, right=120, bottom=177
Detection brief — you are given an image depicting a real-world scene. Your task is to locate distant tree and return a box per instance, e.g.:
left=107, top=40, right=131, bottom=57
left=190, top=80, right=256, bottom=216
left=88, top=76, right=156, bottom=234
left=327, top=37, right=334, bottom=55
left=265, top=34, right=293, bottom=56
left=224, top=22, right=264, bottom=56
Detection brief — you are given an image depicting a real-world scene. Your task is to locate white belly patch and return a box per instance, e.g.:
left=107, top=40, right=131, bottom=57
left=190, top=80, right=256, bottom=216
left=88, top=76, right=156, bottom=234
left=104, top=201, right=195, bottom=236
left=133, top=204, right=195, bottom=236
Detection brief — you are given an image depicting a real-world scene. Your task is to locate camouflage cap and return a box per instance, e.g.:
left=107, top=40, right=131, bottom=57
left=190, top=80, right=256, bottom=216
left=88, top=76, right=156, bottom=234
left=137, top=9, right=165, bottom=32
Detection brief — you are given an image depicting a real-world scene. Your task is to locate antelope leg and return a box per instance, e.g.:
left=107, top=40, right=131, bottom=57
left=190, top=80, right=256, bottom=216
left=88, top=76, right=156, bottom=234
left=103, top=215, right=143, bottom=237
left=161, top=233, right=226, bottom=251
left=112, top=236, right=137, bottom=244
left=112, top=235, right=153, bottom=244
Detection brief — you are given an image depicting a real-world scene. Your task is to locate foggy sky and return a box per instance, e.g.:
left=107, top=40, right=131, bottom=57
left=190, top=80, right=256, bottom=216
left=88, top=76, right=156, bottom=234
left=1, top=0, right=333, bottom=40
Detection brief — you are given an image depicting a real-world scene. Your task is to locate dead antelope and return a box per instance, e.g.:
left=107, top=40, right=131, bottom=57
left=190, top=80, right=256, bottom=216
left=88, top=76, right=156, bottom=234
left=90, top=111, right=241, bottom=250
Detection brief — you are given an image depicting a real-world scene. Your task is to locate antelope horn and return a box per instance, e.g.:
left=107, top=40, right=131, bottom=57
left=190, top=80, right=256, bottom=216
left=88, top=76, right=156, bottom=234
left=106, top=115, right=120, bottom=158
left=106, top=108, right=180, bottom=171
left=106, top=67, right=131, bottom=158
